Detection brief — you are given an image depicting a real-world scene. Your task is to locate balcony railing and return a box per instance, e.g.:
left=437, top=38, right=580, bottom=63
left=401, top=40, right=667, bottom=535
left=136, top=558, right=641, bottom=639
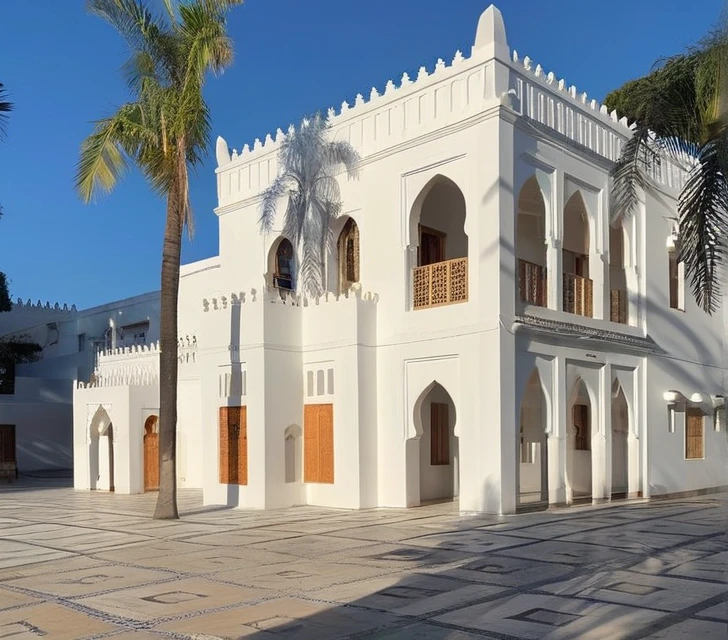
left=413, top=257, right=468, bottom=309
left=610, top=289, right=628, bottom=324
left=518, top=259, right=547, bottom=307
left=563, top=273, right=593, bottom=317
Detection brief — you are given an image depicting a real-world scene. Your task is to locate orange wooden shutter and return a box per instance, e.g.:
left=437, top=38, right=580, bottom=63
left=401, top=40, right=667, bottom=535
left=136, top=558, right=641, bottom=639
left=304, top=405, right=319, bottom=482
left=219, top=407, right=229, bottom=484
left=304, top=404, right=334, bottom=484
left=319, top=404, right=334, bottom=484
left=238, top=406, right=248, bottom=485
left=686, top=408, right=704, bottom=459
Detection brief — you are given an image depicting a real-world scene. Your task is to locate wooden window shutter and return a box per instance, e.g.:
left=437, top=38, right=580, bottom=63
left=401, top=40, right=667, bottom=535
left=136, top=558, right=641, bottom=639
left=430, top=403, right=449, bottom=465
left=0, top=425, right=15, bottom=464
left=573, top=404, right=590, bottom=451
left=669, top=252, right=679, bottom=309
left=686, top=408, right=704, bottom=459
left=219, top=406, right=247, bottom=485
left=304, top=404, right=334, bottom=484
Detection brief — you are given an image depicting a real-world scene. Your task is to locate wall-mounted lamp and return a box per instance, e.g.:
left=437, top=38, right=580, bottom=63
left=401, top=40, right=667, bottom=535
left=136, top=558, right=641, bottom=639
left=690, top=392, right=705, bottom=404
left=666, top=233, right=678, bottom=251
left=711, top=395, right=725, bottom=409
left=711, top=395, right=725, bottom=432
left=663, top=390, right=682, bottom=403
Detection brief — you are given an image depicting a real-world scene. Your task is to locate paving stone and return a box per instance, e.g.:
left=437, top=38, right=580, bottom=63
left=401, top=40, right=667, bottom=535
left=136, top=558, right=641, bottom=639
left=0, top=602, right=117, bottom=638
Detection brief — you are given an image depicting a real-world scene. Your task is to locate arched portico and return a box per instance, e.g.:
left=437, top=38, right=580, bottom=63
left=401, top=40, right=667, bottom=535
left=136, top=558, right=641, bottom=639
left=408, top=175, right=468, bottom=309
left=406, top=381, right=459, bottom=506
left=562, top=191, right=593, bottom=317
left=89, top=405, right=114, bottom=492
left=566, top=377, right=594, bottom=503
left=517, top=369, right=549, bottom=510
left=516, top=176, right=548, bottom=307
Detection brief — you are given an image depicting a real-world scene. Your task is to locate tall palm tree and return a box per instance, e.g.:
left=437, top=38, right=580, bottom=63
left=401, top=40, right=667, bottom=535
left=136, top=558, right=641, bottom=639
left=605, top=27, right=728, bottom=313
left=76, top=0, right=242, bottom=519
left=259, top=114, right=360, bottom=296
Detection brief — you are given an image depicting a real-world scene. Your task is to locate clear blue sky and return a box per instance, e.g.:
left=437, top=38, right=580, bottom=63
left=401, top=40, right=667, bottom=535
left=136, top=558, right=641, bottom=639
left=0, top=0, right=723, bottom=309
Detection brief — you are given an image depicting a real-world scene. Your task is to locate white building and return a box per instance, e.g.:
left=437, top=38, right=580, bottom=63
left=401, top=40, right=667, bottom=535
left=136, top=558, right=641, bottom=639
left=72, top=5, right=727, bottom=513
left=0, top=292, right=158, bottom=474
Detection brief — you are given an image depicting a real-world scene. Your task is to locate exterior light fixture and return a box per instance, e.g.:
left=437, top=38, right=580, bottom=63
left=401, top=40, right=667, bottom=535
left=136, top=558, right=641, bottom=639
left=663, top=390, right=681, bottom=403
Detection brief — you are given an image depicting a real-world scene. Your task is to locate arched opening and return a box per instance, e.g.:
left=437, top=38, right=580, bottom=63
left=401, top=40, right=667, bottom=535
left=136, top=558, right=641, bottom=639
left=410, top=176, right=468, bottom=309
left=336, top=218, right=360, bottom=293
left=517, top=369, right=549, bottom=510
left=566, top=378, right=592, bottom=503
left=268, top=237, right=296, bottom=291
left=143, top=415, right=159, bottom=492
left=284, top=424, right=302, bottom=483
left=562, top=192, right=592, bottom=317
left=609, top=225, right=628, bottom=323
left=412, top=382, right=459, bottom=504
left=516, top=176, right=547, bottom=307
left=611, top=382, right=629, bottom=498
left=89, top=405, right=114, bottom=492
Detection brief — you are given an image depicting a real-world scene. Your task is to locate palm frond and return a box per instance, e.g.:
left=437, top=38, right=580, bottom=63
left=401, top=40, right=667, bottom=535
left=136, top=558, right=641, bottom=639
left=678, top=139, right=728, bottom=313
left=325, top=140, right=360, bottom=179
left=260, top=173, right=293, bottom=233
left=609, top=125, right=654, bottom=223
left=76, top=102, right=156, bottom=203
left=0, top=83, right=13, bottom=141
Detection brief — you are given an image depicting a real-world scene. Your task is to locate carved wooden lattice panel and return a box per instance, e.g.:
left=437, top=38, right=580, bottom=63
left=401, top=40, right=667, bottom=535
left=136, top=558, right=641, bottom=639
left=449, top=258, right=468, bottom=303
left=413, top=265, right=431, bottom=309
left=610, top=289, right=627, bottom=324
left=304, top=404, right=334, bottom=484
left=412, top=258, right=468, bottom=309
left=563, top=273, right=593, bottom=317
left=518, top=259, right=547, bottom=306
left=219, top=406, right=247, bottom=485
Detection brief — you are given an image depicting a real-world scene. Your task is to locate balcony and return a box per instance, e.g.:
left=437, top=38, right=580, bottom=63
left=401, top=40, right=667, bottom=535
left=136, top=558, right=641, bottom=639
left=413, top=257, right=468, bottom=309
left=518, top=259, right=547, bottom=307
left=610, top=289, right=628, bottom=324
left=563, top=273, right=593, bottom=317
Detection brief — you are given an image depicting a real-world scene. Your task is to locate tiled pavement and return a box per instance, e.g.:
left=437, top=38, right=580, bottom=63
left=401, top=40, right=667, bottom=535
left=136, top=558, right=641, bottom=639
left=0, top=478, right=726, bottom=639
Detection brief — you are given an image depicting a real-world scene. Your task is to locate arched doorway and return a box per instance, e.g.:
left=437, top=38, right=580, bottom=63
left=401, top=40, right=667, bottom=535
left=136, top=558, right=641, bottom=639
left=516, top=176, right=547, bottom=307
left=336, top=218, right=360, bottom=293
left=517, top=369, right=548, bottom=509
left=144, top=415, right=159, bottom=492
left=89, top=405, right=114, bottom=492
left=563, top=192, right=592, bottom=316
left=609, top=224, right=628, bottom=323
left=611, top=382, right=629, bottom=498
left=269, top=237, right=296, bottom=291
left=566, top=378, right=592, bottom=503
left=409, top=176, right=468, bottom=309
left=284, top=424, right=302, bottom=483
left=413, top=382, right=459, bottom=504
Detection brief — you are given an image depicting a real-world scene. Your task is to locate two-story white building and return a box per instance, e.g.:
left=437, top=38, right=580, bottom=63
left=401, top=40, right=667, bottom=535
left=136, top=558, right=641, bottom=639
left=72, top=5, right=727, bottom=513
left=0, top=292, right=159, bottom=474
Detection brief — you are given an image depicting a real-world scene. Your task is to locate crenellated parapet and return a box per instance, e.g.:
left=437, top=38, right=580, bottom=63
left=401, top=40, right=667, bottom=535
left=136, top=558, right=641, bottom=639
left=11, top=298, right=77, bottom=313
left=215, top=5, right=686, bottom=206
left=202, top=285, right=378, bottom=313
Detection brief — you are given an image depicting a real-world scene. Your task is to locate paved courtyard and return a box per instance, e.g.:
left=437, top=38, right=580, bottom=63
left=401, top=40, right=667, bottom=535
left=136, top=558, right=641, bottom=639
left=0, top=479, right=725, bottom=639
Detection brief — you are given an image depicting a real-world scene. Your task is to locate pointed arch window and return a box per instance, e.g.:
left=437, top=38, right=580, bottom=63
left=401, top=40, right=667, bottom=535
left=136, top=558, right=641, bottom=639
left=338, top=219, right=360, bottom=292
left=274, top=239, right=295, bottom=291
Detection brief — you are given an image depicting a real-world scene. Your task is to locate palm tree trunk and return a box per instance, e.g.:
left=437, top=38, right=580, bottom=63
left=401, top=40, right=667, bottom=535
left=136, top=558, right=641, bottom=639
left=153, top=186, right=182, bottom=520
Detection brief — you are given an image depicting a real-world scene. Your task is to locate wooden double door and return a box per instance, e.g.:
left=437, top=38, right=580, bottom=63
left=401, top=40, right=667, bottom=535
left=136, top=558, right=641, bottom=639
left=304, top=404, right=334, bottom=484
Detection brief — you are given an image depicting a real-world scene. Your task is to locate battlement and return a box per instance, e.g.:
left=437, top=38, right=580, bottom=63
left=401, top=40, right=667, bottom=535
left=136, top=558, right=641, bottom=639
left=11, top=298, right=77, bottom=312
left=215, top=5, right=686, bottom=206
left=201, top=286, right=379, bottom=312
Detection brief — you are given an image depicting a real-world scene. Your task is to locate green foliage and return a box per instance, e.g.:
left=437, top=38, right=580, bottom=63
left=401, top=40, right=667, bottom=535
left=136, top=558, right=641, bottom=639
left=606, top=25, right=728, bottom=313
left=0, top=82, right=12, bottom=141
left=0, top=273, right=10, bottom=312
left=0, top=336, right=42, bottom=395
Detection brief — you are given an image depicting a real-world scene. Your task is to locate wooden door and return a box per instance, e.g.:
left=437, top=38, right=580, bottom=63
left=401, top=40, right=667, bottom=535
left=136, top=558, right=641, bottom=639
left=143, top=417, right=159, bottom=491
left=430, top=403, right=449, bottom=465
left=0, top=425, right=15, bottom=464
left=219, top=406, right=247, bottom=485
left=304, top=404, right=334, bottom=484
left=419, top=226, right=445, bottom=266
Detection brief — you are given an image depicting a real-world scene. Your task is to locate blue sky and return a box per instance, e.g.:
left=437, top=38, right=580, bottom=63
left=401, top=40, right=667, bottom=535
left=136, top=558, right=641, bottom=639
left=0, top=0, right=723, bottom=309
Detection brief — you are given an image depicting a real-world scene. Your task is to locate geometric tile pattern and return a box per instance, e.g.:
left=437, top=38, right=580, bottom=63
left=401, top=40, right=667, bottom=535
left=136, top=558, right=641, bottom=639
left=0, top=476, right=726, bottom=639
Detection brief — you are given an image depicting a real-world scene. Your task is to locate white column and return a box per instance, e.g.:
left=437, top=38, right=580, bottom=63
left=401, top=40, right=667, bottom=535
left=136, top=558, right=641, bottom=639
left=548, top=356, right=567, bottom=505
left=547, top=238, right=563, bottom=311
left=596, top=363, right=612, bottom=502
left=593, top=252, right=608, bottom=320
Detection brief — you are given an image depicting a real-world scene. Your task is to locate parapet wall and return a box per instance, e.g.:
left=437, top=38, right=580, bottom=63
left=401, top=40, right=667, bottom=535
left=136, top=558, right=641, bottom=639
left=0, top=298, right=77, bottom=338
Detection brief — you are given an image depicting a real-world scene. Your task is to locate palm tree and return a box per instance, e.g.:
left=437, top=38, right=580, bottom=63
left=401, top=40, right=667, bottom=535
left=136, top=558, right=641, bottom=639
left=76, top=0, right=242, bottom=519
left=0, top=83, right=12, bottom=141
left=605, top=27, right=728, bottom=313
left=259, top=114, right=360, bottom=296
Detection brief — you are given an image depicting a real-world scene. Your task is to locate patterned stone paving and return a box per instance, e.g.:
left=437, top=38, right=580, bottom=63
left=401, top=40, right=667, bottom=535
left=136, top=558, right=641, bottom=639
left=0, top=478, right=726, bottom=639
